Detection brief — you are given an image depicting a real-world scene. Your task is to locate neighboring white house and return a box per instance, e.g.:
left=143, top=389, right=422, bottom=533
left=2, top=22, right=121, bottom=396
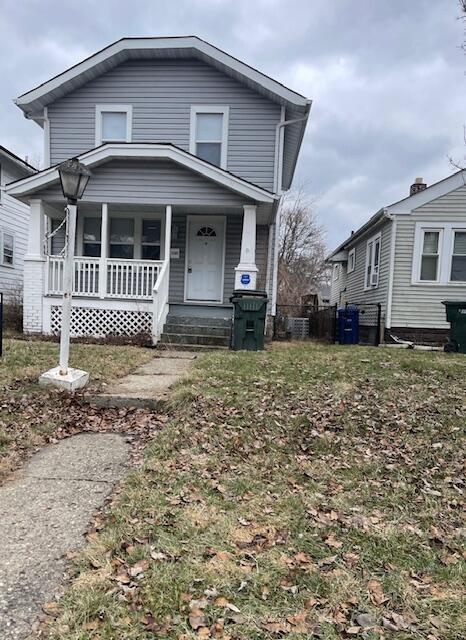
left=6, top=36, right=311, bottom=347
left=0, top=146, right=36, bottom=302
left=327, top=171, right=466, bottom=344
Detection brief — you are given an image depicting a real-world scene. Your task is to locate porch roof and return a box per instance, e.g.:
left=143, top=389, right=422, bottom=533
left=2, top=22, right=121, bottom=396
left=6, top=143, right=277, bottom=205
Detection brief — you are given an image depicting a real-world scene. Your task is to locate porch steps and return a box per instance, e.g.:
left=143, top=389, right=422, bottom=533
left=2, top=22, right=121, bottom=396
left=159, top=314, right=231, bottom=350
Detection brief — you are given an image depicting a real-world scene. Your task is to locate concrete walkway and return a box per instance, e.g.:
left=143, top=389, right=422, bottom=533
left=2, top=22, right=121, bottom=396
left=0, top=433, right=129, bottom=639
left=92, top=350, right=197, bottom=409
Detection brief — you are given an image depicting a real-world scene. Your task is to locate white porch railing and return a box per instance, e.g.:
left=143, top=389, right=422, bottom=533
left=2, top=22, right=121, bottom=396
left=46, top=256, right=163, bottom=300
left=151, top=260, right=170, bottom=344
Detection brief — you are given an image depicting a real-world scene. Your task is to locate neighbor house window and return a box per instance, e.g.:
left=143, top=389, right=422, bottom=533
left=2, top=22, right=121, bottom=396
left=1, top=230, right=14, bottom=266
left=95, top=105, right=132, bottom=145
left=141, top=219, right=161, bottom=260
left=333, top=264, right=340, bottom=281
left=83, top=217, right=101, bottom=257
left=450, top=231, right=466, bottom=281
left=190, top=106, right=229, bottom=168
left=365, top=233, right=381, bottom=288
left=109, top=218, right=134, bottom=259
left=420, top=230, right=440, bottom=281
left=347, top=248, right=355, bottom=273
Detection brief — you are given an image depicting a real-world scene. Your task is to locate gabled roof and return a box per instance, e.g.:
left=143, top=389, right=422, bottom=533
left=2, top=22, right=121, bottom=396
left=15, top=36, right=312, bottom=119
left=5, top=142, right=276, bottom=204
left=0, top=145, right=37, bottom=176
left=327, top=168, right=466, bottom=260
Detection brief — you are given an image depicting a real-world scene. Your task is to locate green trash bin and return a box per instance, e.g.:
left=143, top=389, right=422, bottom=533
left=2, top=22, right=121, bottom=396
left=230, top=290, right=268, bottom=351
left=441, top=300, right=466, bottom=353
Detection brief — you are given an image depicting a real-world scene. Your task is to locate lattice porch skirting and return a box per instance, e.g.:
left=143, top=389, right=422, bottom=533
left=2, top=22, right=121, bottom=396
left=51, top=306, right=152, bottom=338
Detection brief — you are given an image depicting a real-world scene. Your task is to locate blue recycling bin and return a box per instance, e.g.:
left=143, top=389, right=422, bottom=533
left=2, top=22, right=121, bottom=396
left=337, top=306, right=359, bottom=344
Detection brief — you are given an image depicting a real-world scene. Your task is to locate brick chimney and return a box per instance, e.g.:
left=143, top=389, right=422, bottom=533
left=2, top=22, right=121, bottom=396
left=410, top=177, right=427, bottom=196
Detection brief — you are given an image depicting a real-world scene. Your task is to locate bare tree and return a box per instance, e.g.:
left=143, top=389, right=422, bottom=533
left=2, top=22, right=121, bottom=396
left=277, top=187, right=327, bottom=306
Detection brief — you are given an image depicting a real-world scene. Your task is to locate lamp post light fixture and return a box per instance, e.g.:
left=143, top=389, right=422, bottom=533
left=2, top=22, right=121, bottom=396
left=39, top=158, right=92, bottom=392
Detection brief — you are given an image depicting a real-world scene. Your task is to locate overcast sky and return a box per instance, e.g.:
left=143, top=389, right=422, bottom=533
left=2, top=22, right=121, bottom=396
left=0, top=0, right=464, bottom=247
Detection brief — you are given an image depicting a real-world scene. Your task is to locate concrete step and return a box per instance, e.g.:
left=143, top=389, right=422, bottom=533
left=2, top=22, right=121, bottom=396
left=166, top=314, right=232, bottom=328
left=157, top=343, right=228, bottom=352
left=163, top=323, right=231, bottom=337
left=161, top=332, right=230, bottom=347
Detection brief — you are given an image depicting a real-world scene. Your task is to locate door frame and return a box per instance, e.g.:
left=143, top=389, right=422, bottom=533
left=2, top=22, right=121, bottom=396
left=184, top=215, right=226, bottom=304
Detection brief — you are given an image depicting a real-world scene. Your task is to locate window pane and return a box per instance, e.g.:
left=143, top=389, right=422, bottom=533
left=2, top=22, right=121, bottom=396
left=196, top=142, right=221, bottom=166
left=196, top=113, right=223, bottom=141
left=110, top=218, right=134, bottom=243
left=453, top=231, right=466, bottom=254
left=101, top=112, right=127, bottom=141
left=423, top=231, right=439, bottom=254
left=3, top=233, right=13, bottom=264
left=420, top=255, right=438, bottom=280
left=142, top=220, right=161, bottom=244
left=451, top=256, right=466, bottom=281
left=84, top=217, right=101, bottom=242
left=374, top=240, right=380, bottom=266
left=142, top=245, right=161, bottom=260
left=83, top=243, right=101, bottom=257
left=109, top=244, right=134, bottom=259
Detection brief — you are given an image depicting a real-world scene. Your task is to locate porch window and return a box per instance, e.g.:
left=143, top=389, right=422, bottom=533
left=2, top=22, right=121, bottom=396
left=450, top=231, right=466, bottom=281
left=95, top=105, right=132, bottom=145
left=420, top=230, right=440, bottom=281
left=83, top=217, right=101, bottom=257
left=141, top=219, right=161, bottom=260
left=109, top=218, right=134, bottom=259
left=190, top=106, right=229, bottom=168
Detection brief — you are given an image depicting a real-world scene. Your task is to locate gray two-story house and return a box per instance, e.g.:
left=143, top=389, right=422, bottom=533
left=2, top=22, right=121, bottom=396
left=6, top=37, right=311, bottom=347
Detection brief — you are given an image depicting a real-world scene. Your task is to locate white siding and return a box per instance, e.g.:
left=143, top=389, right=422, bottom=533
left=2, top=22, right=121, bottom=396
left=48, top=58, right=281, bottom=191
left=0, top=161, right=30, bottom=300
left=391, top=185, right=466, bottom=329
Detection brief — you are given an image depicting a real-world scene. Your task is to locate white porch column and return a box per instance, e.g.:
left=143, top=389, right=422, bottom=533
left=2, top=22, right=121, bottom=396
left=23, top=199, right=46, bottom=333
left=99, top=203, right=108, bottom=298
left=235, top=204, right=258, bottom=290
left=165, top=204, right=172, bottom=259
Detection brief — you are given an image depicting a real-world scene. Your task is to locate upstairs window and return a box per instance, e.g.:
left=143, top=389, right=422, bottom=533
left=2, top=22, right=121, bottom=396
left=347, top=248, right=355, bottom=273
left=190, top=106, right=229, bottom=168
left=450, top=231, right=466, bottom=282
left=365, top=233, right=381, bottom=289
left=95, top=105, right=132, bottom=145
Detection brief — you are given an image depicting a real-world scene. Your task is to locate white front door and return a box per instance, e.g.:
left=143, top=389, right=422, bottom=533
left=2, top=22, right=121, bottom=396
left=186, top=216, right=225, bottom=302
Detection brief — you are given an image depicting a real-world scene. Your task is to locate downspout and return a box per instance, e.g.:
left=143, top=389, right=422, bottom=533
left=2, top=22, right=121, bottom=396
left=385, top=212, right=397, bottom=330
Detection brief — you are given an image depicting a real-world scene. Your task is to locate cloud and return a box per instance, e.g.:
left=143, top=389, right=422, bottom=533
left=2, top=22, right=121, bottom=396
left=0, top=0, right=463, bottom=247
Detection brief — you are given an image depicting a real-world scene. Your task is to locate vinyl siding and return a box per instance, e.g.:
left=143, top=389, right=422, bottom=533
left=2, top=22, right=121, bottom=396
left=37, top=159, right=251, bottom=207
left=168, top=214, right=268, bottom=304
left=48, top=58, right=281, bottom=191
left=0, top=161, right=30, bottom=299
left=390, top=185, right=466, bottom=329
left=329, top=266, right=347, bottom=306
left=329, top=219, right=392, bottom=314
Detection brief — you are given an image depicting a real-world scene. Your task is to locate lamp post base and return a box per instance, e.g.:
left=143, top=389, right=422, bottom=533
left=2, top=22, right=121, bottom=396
left=39, top=366, right=89, bottom=392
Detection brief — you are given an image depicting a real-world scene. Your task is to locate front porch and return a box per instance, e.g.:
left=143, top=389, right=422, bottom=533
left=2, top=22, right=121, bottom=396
left=25, top=199, right=271, bottom=343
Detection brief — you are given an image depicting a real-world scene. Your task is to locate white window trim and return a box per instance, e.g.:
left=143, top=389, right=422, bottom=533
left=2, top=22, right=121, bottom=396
left=364, top=232, right=381, bottom=290
left=347, top=248, right=355, bottom=274
left=95, top=104, right=132, bottom=146
left=189, top=105, right=229, bottom=169
left=1, top=229, right=15, bottom=268
left=412, top=222, right=466, bottom=285
left=333, top=263, right=340, bottom=281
